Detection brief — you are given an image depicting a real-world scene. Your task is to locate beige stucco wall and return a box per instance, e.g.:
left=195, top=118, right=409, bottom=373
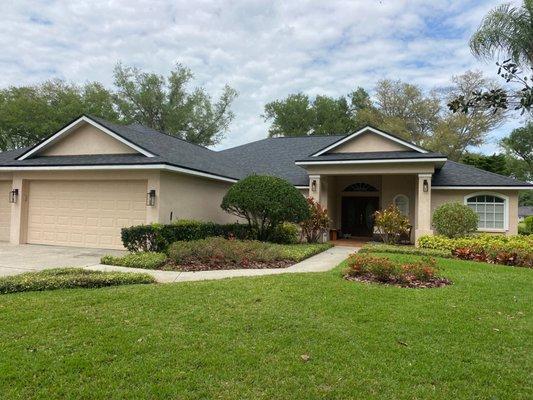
left=331, top=131, right=410, bottom=153
left=431, top=189, right=519, bottom=235
left=41, top=123, right=138, bottom=156
left=304, top=162, right=435, bottom=176
left=158, top=171, right=237, bottom=224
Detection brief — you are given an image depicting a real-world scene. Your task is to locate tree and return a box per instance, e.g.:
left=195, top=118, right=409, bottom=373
left=0, top=80, right=118, bottom=151
left=460, top=153, right=509, bottom=175
left=501, top=122, right=533, bottom=169
left=450, top=1, right=533, bottom=114
left=113, top=63, right=237, bottom=146
left=220, top=175, right=310, bottom=241
left=470, top=1, right=533, bottom=67
left=429, top=71, right=506, bottom=160
left=263, top=93, right=315, bottom=137
left=373, top=80, right=440, bottom=145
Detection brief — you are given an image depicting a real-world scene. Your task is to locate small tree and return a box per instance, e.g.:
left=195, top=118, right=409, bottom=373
left=432, top=203, right=478, bottom=238
left=300, top=197, right=329, bottom=243
left=374, top=205, right=410, bottom=244
left=221, top=175, right=310, bottom=241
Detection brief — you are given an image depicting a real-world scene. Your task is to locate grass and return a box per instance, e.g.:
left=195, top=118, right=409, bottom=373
left=0, top=254, right=531, bottom=399
left=0, top=268, right=155, bottom=294
left=359, top=242, right=452, bottom=258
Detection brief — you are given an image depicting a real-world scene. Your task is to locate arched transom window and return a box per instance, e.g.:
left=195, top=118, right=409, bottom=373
left=393, top=194, right=409, bottom=217
left=465, top=193, right=508, bottom=230
left=343, top=183, right=378, bottom=192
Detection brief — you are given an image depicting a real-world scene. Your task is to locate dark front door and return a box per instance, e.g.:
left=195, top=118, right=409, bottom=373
left=341, top=197, right=379, bottom=236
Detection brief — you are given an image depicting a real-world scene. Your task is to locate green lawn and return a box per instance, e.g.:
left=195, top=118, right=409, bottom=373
left=1, top=254, right=531, bottom=399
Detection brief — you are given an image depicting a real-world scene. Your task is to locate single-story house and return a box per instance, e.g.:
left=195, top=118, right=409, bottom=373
left=0, top=115, right=530, bottom=249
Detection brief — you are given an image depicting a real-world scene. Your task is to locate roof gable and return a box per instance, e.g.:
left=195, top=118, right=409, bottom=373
left=17, top=116, right=155, bottom=160
left=311, top=126, right=428, bottom=156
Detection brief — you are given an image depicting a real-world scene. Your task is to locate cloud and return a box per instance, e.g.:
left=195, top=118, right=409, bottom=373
left=0, top=0, right=524, bottom=151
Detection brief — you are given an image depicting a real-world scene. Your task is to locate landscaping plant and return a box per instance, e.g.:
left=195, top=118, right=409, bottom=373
left=0, top=268, right=155, bottom=294
left=432, top=203, right=478, bottom=238
left=299, top=197, right=329, bottom=243
left=343, top=253, right=450, bottom=288
left=358, top=243, right=452, bottom=258
left=101, top=252, right=167, bottom=269
left=373, top=204, right=410, bottom=244
left=221, top=175, right=310, bottom=241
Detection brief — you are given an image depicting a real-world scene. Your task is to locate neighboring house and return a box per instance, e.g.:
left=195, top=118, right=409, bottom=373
left=518, top=206, right=533, bottom=222
left=0, top=115, right=530, bottom=249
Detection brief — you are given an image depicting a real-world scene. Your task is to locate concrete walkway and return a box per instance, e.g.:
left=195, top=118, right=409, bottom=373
left=85, top=245, right=358, bottom=283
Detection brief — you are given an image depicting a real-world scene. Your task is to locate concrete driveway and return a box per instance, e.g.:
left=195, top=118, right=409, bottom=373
left=0, top=243, right=125, bottom=277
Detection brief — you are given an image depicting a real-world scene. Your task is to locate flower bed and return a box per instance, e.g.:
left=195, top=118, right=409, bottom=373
left=343, top=254, right=451, bottom=288
left=101, top=238, right=332, bottom=271
left=418, top=234, right=533, bottom=268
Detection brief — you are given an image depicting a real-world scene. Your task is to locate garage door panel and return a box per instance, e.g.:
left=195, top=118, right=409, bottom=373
left=28, top=180, right=147, bottom=249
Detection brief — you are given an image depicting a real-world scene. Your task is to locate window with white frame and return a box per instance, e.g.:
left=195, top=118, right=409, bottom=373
left=465, top=194, right=507, bottom=230
left=393, top=194, right=409, bottom=217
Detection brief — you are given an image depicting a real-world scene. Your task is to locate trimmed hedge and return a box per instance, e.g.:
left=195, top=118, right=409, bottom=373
left=101, top=252, right=167, bottom=269
left=0, top=268, right=155, bottom=294
left=432, top=203, right=478, bottom=238
left=121, top=220, right=254, bottom=252
left=359, top=243, right=452, bottom=258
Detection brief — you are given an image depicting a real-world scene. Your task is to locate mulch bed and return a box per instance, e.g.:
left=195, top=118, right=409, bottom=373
left=161, top=260, right=294, bottom=272
left=344, top=274, right=452, bottom=289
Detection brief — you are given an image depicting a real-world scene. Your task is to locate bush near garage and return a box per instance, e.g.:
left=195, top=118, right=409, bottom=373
left=432, top=203, right=479, bottom=238
left=101, top=252, right=167, bottom=269
left=418, top=234, right=533, bottom=268
left=0, top=268, right=155, bottom=294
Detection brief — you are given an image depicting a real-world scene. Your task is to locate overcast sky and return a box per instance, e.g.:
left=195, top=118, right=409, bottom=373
left=0, top=0, right=526, bottom=152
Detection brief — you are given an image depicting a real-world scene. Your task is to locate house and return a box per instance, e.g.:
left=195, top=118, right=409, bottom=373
left=0, top=115, right=530, bottom=249
left=518, top=206, right=533, bottom=222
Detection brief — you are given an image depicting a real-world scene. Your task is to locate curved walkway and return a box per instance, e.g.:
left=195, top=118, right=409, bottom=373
left=85, top=246, right=358, bottom=283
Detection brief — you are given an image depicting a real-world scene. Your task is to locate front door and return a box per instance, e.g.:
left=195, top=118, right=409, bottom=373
left=341, top=197, right=379, bottom=236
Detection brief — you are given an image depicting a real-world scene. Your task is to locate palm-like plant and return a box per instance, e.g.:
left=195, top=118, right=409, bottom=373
left=470, top=0, right=533, bottom=67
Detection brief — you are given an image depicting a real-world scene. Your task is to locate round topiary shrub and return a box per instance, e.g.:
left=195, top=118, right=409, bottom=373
left=432, top=202, right=478, bottom=238
left=221, top=175, right=310, bottom=241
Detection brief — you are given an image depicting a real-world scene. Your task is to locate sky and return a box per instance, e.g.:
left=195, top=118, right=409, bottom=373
left=0, top=0, right=526, bottom=152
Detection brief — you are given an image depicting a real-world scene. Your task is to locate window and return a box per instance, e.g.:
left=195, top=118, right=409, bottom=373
left=393, top=194, right=409, bottom=217
left=465, top=193, right=507, bottom=230
left=343, top=183, right=378, bottom=192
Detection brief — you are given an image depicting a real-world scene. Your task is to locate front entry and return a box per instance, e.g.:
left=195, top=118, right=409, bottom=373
left=341, top=196, right=379, bottom=236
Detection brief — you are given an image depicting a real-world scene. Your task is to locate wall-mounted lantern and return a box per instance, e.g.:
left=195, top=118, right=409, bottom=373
left=146, top=189, right=156, bottom=206
left=423, top=179, right=429, bottom=193
left=311, top=179, right=317, bottom=192
left=9, top=189, right=18, bottom=204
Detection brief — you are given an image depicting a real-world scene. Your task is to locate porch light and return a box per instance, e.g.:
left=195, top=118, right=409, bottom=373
left=146, top=189, right=156, bottom=206
left=9, top=189, right=18, bottom=204
left=311, top=180, right=317, bottom=192
left=423, top=179, right=429, bottom=193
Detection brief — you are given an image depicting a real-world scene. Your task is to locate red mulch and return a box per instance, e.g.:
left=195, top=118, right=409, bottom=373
left=344, top=274, right=452, bottom=289
left=162, top=260, right=294, bottom=272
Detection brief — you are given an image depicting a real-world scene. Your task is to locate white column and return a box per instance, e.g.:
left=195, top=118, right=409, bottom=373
left=414, top=173, right=433, bottom=244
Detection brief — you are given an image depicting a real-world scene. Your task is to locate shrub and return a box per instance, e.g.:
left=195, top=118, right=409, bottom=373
left=0, top=268, right=155, bottom=294
left=101, top=252, right=167, bottom=269
left=358, top=243, right=452, bottom=258
left=432, top=203, right=478, bottom=238
left=343, top=254, right=444, bottom=287
left=121, top=220, right=253, bottom=252
left=373, top=205, right=410, bottom=244
left=269, top=222, right=300, bottom=244
left=167, top=237, right=282, bottom=265
left=420, top=234, right=533, bottom=268
left=221, top=175, right=310, bottom=241
left=300, top=197, right=329, bottom=243
left=524, top=216, right=533, bottom=234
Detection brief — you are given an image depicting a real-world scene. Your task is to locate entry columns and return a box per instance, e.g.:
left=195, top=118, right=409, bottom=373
left=414, top=173, right=433, bottom=244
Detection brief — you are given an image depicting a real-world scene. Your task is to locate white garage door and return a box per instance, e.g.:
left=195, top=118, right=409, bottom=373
left=0, top=181, right=12, bottom=241
left=27, top=180, right=147, bottom=249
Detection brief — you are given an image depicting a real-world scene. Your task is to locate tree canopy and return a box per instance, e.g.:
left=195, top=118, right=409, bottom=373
left=0, top=64, right=237, bottom=151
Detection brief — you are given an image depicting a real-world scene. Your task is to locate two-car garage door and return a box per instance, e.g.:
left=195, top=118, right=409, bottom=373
left=27, top=180, right=147, bottom=249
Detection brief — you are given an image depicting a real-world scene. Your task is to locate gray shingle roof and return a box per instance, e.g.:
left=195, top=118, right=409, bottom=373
left=431, top=160, right=532, bottom=187
left=518, top=206, right=533, bottom=217
left=0, top=116, right=530, bottom=189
